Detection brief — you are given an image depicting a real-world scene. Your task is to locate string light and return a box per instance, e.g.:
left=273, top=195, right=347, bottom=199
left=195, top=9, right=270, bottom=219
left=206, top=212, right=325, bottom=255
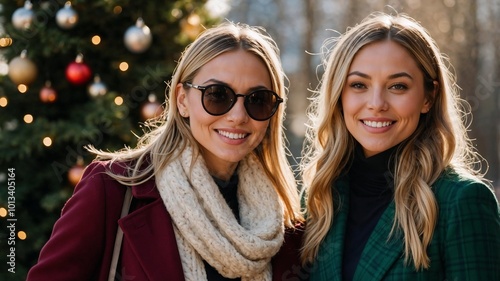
left=0, top=37, right=13, bottom=47
left=0, top=97, right=7, bottom=107
left=18, top=84, right=28, bottom=93
left=114, top=96, right=123, bottom=105
left=91, top=35, right=101, bottom=45
left=171, top=8, right=182, bottom=18
left=119, top=62, right=129, bottom=71
left=43, top=137, right=52, bottom=147
left=18, top=231, right=27, bottom=240
left=187, top=13, right=200, bottom=25
left=0, top=207, right=7, bottom=217
left=23, top=114, right=33, bottom=123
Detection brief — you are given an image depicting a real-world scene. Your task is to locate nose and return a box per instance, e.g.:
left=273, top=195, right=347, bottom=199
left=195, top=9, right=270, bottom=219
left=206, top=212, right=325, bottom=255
left=226, top=97, right=249, bottom=123
left=367, top=87, right=388, bottom=111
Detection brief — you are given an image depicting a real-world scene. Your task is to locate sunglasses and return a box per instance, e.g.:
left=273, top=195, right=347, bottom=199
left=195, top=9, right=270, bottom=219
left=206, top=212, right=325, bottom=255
left=183, top=82, right=283, bottom=121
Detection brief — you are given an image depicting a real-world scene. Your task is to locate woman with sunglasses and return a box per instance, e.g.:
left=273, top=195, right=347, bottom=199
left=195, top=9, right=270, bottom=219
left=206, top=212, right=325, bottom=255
left=27, top=22, right=304, bottom=281
left=300, top=12, right=500, bottom=280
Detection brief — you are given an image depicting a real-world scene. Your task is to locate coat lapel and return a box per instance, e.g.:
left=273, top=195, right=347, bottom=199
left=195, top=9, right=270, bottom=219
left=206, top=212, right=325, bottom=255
left=311, top=179, right=349, bottom=281
left=118, top=181, right=185, bottom=281
left=353, top=201, right=403, bottom=281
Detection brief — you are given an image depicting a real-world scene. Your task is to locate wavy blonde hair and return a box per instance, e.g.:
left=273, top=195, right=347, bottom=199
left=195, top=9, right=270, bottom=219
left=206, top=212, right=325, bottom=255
left=301, top=12, right=484, bottom=269
left=87, top=22, right=302, bottom=227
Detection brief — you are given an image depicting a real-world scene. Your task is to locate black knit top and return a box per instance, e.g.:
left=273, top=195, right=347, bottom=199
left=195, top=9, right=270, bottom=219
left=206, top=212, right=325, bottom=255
left=342, top=144, right=397, bottom=281
left=204, top=173, right=241, bottom=281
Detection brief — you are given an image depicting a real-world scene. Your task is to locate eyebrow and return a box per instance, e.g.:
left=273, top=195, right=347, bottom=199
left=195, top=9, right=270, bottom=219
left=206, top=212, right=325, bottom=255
left=346, top=71, right=414, bottom=80
left=202, top=78, right=227, bottom=85
left=201, top=79, right=270, bottom=92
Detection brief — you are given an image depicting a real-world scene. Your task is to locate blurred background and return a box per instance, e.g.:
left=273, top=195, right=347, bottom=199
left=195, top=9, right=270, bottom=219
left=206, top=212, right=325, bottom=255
left=0, top=0, right=498, bottom=279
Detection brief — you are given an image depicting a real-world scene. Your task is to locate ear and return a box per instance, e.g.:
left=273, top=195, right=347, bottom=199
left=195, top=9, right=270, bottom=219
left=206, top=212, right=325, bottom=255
left=421, top=81, right=438, bottom=114
left=176, top=83, right=189, bottom=117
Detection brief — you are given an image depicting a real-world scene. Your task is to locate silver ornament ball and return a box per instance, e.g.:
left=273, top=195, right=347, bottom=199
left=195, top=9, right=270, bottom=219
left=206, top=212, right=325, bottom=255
left=56, top=2, right=78, bottom=29
left=88, top=76, right=108, bottom=98
left=12, top=1, right=34, bottom=30
left=124, top=18, right=152, bottom=53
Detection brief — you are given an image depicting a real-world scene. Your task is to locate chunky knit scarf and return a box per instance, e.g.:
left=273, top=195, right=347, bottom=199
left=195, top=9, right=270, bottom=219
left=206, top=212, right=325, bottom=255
left=156, top=146, right=284, bottom=281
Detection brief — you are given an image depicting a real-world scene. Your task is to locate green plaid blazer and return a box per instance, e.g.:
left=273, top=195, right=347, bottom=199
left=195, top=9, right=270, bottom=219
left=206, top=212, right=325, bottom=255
left=309, top=170, right=500, bottom=281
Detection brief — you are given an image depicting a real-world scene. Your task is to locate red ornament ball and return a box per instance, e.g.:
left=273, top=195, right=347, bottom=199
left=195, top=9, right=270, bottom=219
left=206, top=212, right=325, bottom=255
left=65, top=56, right=92, bottom=86
left=40, top=84, right=57, bottom=103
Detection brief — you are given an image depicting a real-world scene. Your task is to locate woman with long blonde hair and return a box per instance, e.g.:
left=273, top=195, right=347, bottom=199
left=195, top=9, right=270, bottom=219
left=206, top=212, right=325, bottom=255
left=301, top=12, right=500, bottom=280
left=27, top=22, right=304, bottom=281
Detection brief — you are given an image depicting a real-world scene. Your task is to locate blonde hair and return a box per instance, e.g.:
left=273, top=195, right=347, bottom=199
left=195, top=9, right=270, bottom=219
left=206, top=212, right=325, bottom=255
left=301, top=12, right=484, bottom=269
left=87, top=22, right=302, bottom=227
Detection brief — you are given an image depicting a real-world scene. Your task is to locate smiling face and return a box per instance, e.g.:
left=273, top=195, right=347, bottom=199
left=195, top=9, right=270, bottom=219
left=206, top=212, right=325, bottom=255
left=341, top=40, right=432, bottom=157
left=176, top=49, right=273, bottom=180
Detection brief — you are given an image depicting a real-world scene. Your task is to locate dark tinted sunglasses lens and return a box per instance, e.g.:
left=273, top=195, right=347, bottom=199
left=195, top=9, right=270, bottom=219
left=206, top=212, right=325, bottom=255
left=203, top=85, right=233, bottom=115
left=245, top=91, right=278, bottom=120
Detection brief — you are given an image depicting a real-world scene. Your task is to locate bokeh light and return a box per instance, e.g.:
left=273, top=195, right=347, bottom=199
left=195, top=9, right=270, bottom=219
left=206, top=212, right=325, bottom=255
left=0, top=97, right=7, bottom=107
left=0, top=208, right=7, bottom=217
left=119, top=62, right=129, bottom=71
left=43, top=137, right=52, bottom=147
left=18, top=231, right=27, bottom=240
left=24, top=114, right=33, bottom=124
left=91, top=35, right=101, bottom=45
left=18, top=84, right=28, bottom=93
left=114, top=96, right=124, bottom=105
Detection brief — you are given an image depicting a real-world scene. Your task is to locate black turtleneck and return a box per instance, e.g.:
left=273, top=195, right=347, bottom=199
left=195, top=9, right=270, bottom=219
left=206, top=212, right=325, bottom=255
left=204, top=173, right=241, bottom=281
left=342, top=144, right=396, bottom=281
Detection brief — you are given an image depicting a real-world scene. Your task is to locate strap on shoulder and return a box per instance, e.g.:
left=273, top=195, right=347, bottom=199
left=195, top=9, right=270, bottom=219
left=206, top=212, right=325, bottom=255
left=108, top=187, right=133, bottom=281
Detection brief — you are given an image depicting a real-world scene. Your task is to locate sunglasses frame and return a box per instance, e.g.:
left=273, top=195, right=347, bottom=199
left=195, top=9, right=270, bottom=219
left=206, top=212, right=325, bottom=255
left=183, top=82, right=283, bottom=121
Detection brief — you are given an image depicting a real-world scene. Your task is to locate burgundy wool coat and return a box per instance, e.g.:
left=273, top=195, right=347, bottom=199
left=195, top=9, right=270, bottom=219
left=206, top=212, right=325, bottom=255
left=26, top=161, right=305, bottom=281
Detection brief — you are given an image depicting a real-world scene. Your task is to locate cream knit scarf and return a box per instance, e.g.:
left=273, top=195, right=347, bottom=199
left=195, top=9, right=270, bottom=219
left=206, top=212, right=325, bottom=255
left=156, top=146, right=284, bottom=281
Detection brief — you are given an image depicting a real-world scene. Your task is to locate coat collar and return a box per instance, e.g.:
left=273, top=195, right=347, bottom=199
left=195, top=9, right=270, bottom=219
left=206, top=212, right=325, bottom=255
left=118, top=176, right=184, bottom=280
left=106, top=159, right=160, bottom=200
left=131, top=177, right=160, bottom=199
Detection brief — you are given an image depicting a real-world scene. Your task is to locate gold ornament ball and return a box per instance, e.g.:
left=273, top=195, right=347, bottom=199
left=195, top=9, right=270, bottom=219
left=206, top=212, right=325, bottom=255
left=141, top=101, right=163, bottom=120
left=180, top=14, right=203, bottom=40
left=8, top=55, right=38, bottom=85
left=68, top=164, right=85, bottom=186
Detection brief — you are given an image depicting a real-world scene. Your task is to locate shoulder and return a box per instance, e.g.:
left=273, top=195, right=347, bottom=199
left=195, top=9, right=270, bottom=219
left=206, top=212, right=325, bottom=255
left=62, top=160, right=137, bottom=213
left=432, top=168, right=499, bottom=217
left=272, top=223, right=307, bottom=281
left=81, top=160, right=159, bottom=200
left=432, top=170, right=500, bottom=279
left=74, top=160, right=136, bottom=191
left=433, top=169, right=496, bottom=201
left=26, top=161, right=136, bottom=280
left=80, top=160, right=130, bottom=179
left=283, top=222, right=305, bottom=246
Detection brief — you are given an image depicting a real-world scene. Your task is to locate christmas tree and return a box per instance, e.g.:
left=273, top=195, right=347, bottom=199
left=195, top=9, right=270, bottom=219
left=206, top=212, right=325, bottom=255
left=0, top=0, right=218, bottom=279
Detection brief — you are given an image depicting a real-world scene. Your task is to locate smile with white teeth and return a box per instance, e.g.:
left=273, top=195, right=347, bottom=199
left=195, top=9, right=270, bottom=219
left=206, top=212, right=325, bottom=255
left=363, top=120, right=393, bottom=128
left=217, top=130, right=247, bottom=140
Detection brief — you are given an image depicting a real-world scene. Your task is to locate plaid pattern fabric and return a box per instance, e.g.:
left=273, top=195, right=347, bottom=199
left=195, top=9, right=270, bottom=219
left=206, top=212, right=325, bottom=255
left=309, top=170, right=500, bottom=281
